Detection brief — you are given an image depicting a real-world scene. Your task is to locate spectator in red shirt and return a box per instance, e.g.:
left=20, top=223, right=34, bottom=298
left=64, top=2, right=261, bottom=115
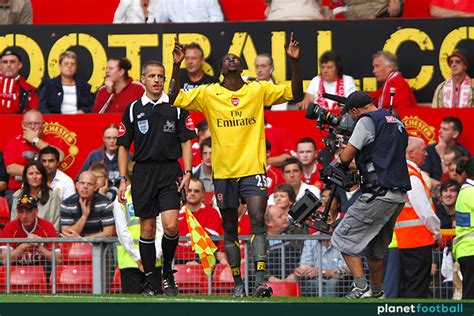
left=0, top=48, right=38, bottom=114
left=92, top=58, right=144, bottom=113
left=429, top=0, right=474, bottom=17
left=176, top=177, right=225, bottom=263
left=370, top=51, right=417, bottom=110
left=296, top=137, right=324, bottom=190
left=1, top=194, right=60, bottom=266
left=191, top=119, right=211, bottom=168
left=266, top=139, right=284, bottom=195
left=4, top=110, right=64, bottom=203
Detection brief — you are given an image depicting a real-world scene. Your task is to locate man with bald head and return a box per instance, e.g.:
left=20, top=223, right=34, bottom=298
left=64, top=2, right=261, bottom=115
left=60, top=171, right=115, bottom=237
left=4, top=109, right=64, bottom=204
left=392, top=136, right=441, bottom=298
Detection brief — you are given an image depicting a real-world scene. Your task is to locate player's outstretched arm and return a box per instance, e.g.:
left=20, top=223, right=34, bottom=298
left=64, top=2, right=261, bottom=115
left=169, top=38, right=186, bottom=104
left=286, top=32, right=304, bottom=102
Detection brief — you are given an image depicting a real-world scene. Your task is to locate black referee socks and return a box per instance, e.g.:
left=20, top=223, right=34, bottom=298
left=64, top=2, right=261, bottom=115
left=162, top=233, right=179, bottom=274
left=139, top=237, right=157, bottom=288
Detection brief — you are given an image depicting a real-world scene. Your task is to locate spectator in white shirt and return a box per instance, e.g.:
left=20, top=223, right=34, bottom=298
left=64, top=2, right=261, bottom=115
left=39, top=146, right=75, bottom=201
left=299, top=50, right=356, bottom=111
left=152, top=0, right=224, bottom=22
left=113, top=0, right=159, bottom=23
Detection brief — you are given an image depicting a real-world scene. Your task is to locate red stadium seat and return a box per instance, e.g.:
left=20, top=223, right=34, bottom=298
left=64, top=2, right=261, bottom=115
left=60, top=242, right=92, bottom=264
left=174, top=264, right=209, bottom=294
left=0, top=265, right=47, bottom=294
left=52, top=264, right=93, bottom=293
left=109, top=267, right=121, bottom=294
left=265, top=282, right=300, bottom=297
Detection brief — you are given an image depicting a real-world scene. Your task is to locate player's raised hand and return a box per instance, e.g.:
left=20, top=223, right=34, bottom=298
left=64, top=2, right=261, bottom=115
left=285, top=32, right=300, bottom=60
left=173, top=37, right=185, bottom=64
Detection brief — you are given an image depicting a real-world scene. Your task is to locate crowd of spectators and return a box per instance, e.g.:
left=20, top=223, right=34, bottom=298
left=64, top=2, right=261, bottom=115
left=3, top=0, right=474, bottom=26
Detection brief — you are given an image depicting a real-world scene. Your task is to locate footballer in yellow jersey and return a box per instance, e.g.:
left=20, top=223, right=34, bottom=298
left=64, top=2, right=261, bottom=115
left=170, top=33, right=304, bottom=298
left=174, top=79, right=292, bottom=179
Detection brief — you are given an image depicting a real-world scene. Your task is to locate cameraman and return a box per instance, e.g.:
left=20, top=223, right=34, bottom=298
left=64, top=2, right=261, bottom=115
left=330, top=91, right=411, bottom=299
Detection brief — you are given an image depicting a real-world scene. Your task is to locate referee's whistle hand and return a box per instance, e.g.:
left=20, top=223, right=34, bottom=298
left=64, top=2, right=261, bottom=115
left=178, top=174, right=191, bottom=192
left=118, top=181, right=127, bottom=204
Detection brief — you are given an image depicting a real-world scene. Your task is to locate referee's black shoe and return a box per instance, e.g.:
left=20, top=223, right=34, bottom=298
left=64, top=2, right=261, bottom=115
left=162, top=270, right=179, bottom=296
left=141, top=280, right=159, bottom=296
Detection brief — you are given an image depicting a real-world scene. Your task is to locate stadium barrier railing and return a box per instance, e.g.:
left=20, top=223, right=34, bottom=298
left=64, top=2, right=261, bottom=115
left=0, top=236, right=455, bottom=298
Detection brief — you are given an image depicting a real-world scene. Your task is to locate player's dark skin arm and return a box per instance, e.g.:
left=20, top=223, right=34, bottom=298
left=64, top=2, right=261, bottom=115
left=169, top=39, right=185, bottom=104
left=286, top=32, right=304, bottom=102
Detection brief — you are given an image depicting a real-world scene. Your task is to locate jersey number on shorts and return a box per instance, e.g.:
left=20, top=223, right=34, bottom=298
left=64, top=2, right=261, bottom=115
left=255, top=175, right=268, bottom=188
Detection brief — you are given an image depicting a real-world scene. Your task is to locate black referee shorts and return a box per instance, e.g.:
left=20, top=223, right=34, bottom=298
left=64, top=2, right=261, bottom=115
left=131, top=161, right=181, bottom=218
left=214, top=174, right=268, bottom=209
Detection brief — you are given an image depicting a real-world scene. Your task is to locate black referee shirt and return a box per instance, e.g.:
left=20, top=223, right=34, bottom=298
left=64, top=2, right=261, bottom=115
left=117, top=93, right=196, bottom=162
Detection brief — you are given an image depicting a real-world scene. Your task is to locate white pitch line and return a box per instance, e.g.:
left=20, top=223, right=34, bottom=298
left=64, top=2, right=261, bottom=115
left=10, top=294, right=264, bottom=303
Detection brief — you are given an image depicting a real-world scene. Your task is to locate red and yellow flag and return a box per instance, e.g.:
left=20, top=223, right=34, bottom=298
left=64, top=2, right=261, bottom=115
left=184, top=207, right=218, bottom=275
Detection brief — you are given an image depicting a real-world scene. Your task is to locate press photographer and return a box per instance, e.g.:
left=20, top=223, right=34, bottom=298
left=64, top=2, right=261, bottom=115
left=324, top=91, right=411, bottom=299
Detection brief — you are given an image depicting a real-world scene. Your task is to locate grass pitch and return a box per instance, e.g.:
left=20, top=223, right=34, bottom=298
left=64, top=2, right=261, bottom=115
left=0, top=294, right=461, bottom=303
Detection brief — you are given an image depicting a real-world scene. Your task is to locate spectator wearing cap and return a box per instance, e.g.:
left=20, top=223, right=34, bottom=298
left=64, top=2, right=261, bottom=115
left=432, top=50, right=473, bottom=108
left=0, top=48, right=38, bottom=114
left=0, top=0, right=32, bottom=24
left=429, top=0, right=474, bottom=17
left=1, top=194, right=60, bottom=266
left=370, top=51, right=417, bottom=110
left=92, top=57, right=144, bottom=113
left=38, top=51, right=93, bottom=114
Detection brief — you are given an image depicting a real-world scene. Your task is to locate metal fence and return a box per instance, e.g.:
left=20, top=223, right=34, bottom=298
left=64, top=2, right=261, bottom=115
left=0, top=236, right=455, bottom=297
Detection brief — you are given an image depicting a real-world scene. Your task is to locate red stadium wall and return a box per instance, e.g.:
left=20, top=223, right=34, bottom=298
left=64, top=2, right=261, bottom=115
left=0, top=108, right=472, bottom=179
left=31, top=0, right=120, bottom=24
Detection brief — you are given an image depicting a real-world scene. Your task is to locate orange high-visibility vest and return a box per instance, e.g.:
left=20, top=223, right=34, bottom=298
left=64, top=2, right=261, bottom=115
left=394, top=164, right=435, bottom=249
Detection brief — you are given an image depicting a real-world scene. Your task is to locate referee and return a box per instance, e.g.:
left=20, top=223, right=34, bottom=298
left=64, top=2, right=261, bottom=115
left=117, top=60, right=196, bottom=296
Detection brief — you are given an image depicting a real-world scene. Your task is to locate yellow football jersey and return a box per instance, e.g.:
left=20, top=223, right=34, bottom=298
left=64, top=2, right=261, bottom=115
left=174, top=80, right=293, bottom=179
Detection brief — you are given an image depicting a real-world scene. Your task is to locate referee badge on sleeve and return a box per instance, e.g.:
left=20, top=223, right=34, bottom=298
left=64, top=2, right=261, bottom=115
left=138, top=119, right=149, bottom=134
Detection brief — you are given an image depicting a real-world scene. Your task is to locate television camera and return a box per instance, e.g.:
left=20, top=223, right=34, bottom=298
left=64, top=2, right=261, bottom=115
left=289, top=93, right=358, bottom=234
